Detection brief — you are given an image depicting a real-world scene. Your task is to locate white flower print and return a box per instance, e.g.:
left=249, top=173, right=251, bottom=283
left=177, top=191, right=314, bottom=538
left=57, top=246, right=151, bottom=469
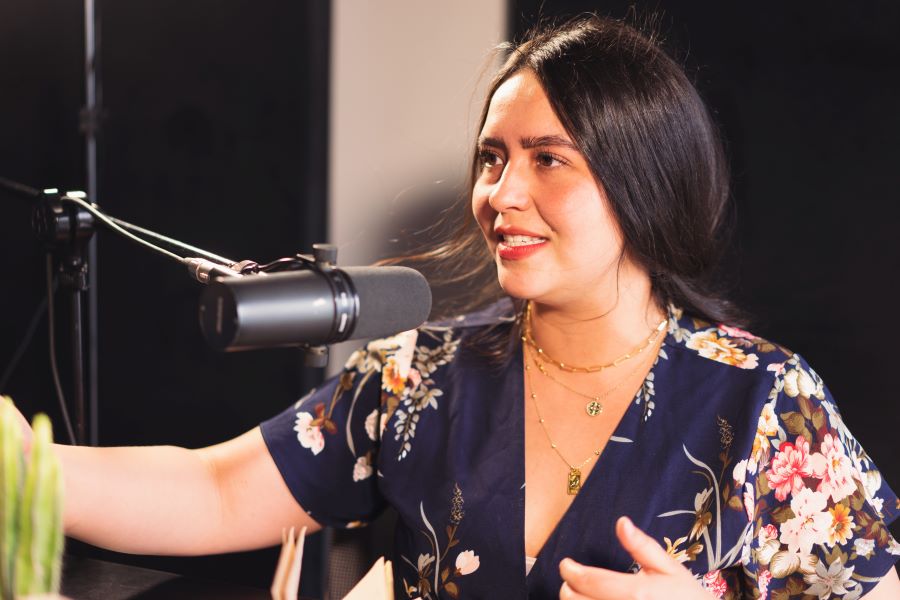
left=392, top=328, right=459, bottom=461
left=417, top=553, right=435, bottom=572
left=803, top=558, right=857, bottom=599
left=294, top=411, right=325, bottom=455
left=779, top=488, right=831, bottom=555
left=364, top=408, right=378, bottom=441
left=869, top=496, right=884, bottom=514
left=685, top=329, right=759, bottom=369
left=853, top=538, right=874, bottom=559
left=743, top=482, right=754, bottom=520
left=454, top=550, right=480, bottom=576
left=733, top=459, right=748, bottom=486
left=862, top=469, right=882, bottom=501
left=757, top=524, right=780, bottom=565
left=352, top=455, right=373, bottom=481
left=783, top=367, right=816, bottom=398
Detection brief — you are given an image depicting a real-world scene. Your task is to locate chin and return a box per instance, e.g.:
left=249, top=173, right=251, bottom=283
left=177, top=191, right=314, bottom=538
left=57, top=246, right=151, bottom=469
left=496, top=272, right=551, bottom=304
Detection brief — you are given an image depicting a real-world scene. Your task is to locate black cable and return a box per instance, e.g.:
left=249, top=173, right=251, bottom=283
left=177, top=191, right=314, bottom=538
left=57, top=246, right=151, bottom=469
left=0, top=176, right=42, bottom=200
left=45, top=254, right=77, bottom=446
left=0, top=291, right=50, bottom=392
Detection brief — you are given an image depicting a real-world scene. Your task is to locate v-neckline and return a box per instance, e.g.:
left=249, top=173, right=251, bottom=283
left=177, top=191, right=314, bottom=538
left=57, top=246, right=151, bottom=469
left=519, top=315, right=675, bottom=581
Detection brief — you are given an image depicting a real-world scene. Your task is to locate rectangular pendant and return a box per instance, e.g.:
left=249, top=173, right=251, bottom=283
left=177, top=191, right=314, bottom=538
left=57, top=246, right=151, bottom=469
left=567, top=468, right=581, bottom=495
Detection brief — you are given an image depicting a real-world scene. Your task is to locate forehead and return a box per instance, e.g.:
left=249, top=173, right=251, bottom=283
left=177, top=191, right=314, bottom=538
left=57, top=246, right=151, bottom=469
left=481, top=70, right=568, bottom=137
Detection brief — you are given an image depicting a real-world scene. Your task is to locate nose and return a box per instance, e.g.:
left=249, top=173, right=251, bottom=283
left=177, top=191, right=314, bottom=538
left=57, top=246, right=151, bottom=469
left=487, top=160, right=532, bottom=213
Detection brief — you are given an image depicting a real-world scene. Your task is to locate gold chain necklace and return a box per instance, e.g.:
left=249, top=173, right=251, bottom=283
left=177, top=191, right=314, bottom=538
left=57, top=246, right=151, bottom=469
left=522, top=301, right=667, bottom=373
left=527, top=346, right=648, bottom=417
left=525, top=358, right=600, bottom=495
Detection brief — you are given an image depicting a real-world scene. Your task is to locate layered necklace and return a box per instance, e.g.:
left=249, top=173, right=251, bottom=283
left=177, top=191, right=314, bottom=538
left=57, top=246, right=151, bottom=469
left=522, top=301, right=667, bottom=374
left=522, top=301, right=668, bottom=495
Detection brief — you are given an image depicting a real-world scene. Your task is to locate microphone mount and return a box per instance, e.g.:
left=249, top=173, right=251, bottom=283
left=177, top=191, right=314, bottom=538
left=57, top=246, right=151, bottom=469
left=195, top=244, right=354, bottom=367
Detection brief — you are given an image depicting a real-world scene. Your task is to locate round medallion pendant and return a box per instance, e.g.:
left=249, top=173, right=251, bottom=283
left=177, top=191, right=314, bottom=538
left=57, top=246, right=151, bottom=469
left=585, top=400, right=603, bottom=417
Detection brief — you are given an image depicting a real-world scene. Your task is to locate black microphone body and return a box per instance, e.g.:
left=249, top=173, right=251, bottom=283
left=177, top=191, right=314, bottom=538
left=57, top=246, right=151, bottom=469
left=199, top=266, right=432, bottom=351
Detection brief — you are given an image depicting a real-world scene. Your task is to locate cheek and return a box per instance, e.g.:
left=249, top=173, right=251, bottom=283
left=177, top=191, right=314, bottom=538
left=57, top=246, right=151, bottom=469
left=542, top=185, right=623, bottom=247
left=471, top=187, right=495, bottom=237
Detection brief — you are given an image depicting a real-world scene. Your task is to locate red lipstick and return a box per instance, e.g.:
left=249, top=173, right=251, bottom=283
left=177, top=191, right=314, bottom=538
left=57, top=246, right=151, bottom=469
left=494, top=226, right=549, bottom=260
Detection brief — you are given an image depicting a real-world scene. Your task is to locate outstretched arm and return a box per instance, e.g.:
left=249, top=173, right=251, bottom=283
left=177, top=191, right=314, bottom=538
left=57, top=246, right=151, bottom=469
left=59, top=427, right=320, bottom=556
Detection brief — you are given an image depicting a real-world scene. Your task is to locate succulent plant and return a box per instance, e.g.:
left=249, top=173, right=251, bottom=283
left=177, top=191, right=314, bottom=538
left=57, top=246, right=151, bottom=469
left=0, top=396, right=64, bottom=600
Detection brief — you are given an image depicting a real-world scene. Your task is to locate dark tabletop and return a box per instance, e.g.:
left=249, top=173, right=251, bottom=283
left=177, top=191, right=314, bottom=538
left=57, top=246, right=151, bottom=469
left=61, top=554, right=278, bottom=600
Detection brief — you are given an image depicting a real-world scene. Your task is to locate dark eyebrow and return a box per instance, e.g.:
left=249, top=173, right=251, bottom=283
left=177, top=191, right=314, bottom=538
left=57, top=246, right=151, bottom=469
left=476, top=136, right=506, bottom=152
left=520, top=135, right=579, bottom=151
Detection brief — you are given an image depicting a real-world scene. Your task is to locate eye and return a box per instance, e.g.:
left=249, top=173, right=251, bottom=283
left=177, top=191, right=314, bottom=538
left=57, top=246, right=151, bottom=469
left=536, top=151, right=567, bottom=168
left=478, top=148, right=503, bottom=170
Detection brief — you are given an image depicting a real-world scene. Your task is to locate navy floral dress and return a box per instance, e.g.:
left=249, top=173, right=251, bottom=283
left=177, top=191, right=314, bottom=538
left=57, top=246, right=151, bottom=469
left=261, top=300, right=899, bottom=599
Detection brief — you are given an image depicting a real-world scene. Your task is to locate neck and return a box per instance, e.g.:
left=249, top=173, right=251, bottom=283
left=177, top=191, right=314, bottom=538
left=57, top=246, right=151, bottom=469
left=526, top=268, right=666, bottom=368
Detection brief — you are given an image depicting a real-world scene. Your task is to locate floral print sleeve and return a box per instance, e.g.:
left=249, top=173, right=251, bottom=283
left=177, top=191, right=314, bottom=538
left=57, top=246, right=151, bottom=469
left=259, top=330, right=420, bottom=529
left=732, top=354, right=898, bottom=599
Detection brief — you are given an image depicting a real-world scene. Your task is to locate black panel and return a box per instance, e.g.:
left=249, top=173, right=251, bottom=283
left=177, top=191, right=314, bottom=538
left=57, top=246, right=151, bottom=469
left=0, top=0, right=329, bottom=593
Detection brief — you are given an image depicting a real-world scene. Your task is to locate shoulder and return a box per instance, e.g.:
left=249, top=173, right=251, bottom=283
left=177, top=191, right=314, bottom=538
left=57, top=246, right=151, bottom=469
left=665, top=304, right=794, bottom=373
left=340, top=298, right=515, bottom=384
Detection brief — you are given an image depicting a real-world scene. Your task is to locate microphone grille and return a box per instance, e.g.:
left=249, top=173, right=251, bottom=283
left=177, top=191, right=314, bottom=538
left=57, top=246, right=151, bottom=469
left=342, top=266, right=432, bottom=340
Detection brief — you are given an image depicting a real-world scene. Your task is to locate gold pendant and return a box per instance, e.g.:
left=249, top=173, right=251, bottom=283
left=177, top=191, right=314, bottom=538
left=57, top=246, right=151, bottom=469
left=567, top=468, right=582, bottom=495
left=585, top=400, right=603, bottom=417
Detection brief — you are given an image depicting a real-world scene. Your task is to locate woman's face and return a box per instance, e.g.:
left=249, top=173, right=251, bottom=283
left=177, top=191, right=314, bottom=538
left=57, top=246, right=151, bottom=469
left=471, top=70, right=627, bottom=309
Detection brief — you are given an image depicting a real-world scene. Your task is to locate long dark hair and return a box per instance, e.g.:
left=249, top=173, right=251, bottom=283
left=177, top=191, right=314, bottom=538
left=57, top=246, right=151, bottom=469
left=385, top=15, right=743, bottom=356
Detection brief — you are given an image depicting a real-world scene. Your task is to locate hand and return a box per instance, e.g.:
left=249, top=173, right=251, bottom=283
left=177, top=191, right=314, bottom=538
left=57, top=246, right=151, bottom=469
left=559, top=516, right=711, bottom=599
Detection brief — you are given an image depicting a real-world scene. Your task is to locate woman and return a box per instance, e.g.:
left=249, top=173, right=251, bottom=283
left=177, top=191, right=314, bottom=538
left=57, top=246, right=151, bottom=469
left=15, top=15, right=900, bottom=599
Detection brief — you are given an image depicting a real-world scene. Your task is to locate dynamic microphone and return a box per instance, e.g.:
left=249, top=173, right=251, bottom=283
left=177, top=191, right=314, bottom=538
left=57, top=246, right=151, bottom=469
left=198, top=266, right=432, bottom=351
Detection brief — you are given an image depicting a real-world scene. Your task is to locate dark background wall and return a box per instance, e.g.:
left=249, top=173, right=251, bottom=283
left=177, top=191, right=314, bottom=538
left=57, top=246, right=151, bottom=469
left=512, top=1, right=900, bottom=540
left=0, top=0, right=329, bottom=593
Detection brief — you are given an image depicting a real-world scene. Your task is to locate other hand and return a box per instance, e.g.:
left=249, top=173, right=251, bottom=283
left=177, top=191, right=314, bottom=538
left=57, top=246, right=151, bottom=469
left=559, top=516, right=711, bottom=600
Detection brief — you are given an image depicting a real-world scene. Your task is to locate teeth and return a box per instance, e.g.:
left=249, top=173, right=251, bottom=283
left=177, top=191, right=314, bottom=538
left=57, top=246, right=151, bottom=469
left=502, top=234, right=546, bottom=247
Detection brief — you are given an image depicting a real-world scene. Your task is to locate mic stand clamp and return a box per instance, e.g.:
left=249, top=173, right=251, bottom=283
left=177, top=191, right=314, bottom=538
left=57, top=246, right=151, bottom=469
left=201, top=243, right=342, bottom=367
left=300, top=243, right=338, bottom=368
left=31, top=190, right=97, bottom=445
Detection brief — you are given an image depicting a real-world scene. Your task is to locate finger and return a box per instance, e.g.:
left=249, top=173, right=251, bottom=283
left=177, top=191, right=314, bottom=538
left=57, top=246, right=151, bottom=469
left=615, top=516, right=681, bottom=575
left=559, top=558, right=642, bottom=599
left=559, top=580, right=597, bottom=600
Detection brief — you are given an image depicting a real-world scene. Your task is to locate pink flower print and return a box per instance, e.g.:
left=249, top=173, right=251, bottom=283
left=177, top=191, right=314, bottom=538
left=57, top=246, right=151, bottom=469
left=352, top=456, right=373, bottom=481
left=294, top=411, right=325, bottom=455
left=758, top=569, right=773, bottom=600
left=766, top=362, right=786, bottom=376
left=779, top=488, right=831, bottom=554
left=718, top=324, right=756, bottom=339
left=407, top=367, right=422, bottom=390
left=816, top=433, right=858, bottom=503
left=702, top=570, right=727, bottom=599
left=766, top=436, right=826, bottom=501
left=454, top=550, right=480, bottom=576
left=759, top=524, right=778, bottom=545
